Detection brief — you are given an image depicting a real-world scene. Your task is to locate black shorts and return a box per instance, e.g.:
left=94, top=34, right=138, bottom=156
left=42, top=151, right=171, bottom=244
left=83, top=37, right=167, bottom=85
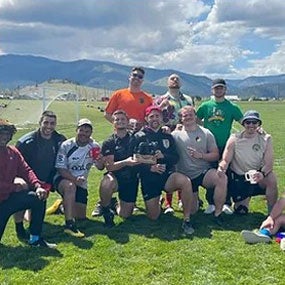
left=191, top=170, right=209, bottom=193
left=116, top=176, right=139, bottom=203
left=140, top=172, right=172, bottom=201
left=228, top=170, right=266, bottom=202
left=54, top=176, right=88, bottom=205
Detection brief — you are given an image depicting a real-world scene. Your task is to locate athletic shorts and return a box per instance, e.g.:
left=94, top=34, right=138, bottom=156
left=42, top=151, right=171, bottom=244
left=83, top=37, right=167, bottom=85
left=228, top=170, right=265, bottom=202
left=117, top=178, right=139, bottom=203
left=191, top=170, right=211, bottom=193
left=140, top=172, right=172, bottom=201
left=54, top=176, right=88, bottom=205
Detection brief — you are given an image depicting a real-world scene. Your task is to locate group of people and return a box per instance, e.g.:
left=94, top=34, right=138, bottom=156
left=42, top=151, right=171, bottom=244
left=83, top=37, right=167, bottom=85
left=0, top=66, right=283, bottom=249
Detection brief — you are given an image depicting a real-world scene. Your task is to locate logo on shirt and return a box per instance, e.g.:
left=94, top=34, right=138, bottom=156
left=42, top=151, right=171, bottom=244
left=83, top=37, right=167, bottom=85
left=139, top=98, right=145, bottom=104
left=162, top=139, right=170, bottom=149
left=252, top=144, right=261, bottom=151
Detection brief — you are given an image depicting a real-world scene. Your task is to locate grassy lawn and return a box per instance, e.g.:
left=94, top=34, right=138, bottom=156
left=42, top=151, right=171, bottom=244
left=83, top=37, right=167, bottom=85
left=0, top=100, right=285, bottom=285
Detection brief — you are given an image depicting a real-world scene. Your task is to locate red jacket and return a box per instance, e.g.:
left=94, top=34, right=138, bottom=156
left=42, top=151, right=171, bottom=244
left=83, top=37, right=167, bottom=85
left=0, top=146, right=41, bottom=203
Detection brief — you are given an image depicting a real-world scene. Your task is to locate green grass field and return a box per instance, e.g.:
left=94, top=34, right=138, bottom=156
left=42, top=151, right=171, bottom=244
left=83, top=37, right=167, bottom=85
left=1, top=100, right=285, bottom=285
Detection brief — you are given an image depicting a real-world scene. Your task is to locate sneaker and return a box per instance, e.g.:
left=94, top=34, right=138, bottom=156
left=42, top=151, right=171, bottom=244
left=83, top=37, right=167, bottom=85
left=164, top=206, right=174, bottom=214
left=178, top=200, right=183, bottom=209
left=103, top=210, right=115, bottom=228
left=91, top=201, right=103, bottom=217
left=222, top=204, right=233, bottom=215
left=204, top=204, right=215, bottom=214
left=213, top=213, right=224, bottom=227
left=46, top=199, right=63, bottom=215
left=29, top=238, right=57, bottom=249
left=182, top=220, right=195, bottom=235
left=241, top=230, right=271, bottom=244
left=133, top=204, right=139, bottom=212
left=64, top=223, right=85, bottom=238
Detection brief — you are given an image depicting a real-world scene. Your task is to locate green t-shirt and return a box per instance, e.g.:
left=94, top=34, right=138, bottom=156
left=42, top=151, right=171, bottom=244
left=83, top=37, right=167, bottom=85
left=196, top=99, right=243, bottom=149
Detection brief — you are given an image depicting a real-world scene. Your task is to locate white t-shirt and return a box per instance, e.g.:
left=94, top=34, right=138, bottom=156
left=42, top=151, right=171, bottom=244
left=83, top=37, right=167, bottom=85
left=54, top=137, right=100, bottom=189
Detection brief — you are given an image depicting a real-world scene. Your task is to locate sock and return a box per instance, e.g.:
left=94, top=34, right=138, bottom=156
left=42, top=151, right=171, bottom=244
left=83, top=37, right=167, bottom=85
left=29, top=235, right=39, bottom=244
left=65, top=219, right=75, bottom=227
left=259, top=228, right=271, bottom=237
left=15, top=222, right=24, bottom=232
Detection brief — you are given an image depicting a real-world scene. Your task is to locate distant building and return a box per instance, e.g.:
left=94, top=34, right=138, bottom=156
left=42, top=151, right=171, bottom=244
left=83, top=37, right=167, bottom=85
left=211, top=95, right=240, bottom=101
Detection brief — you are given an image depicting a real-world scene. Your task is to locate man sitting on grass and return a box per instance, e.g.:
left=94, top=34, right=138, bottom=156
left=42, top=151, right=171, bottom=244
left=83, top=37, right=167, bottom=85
left=130, top=105, right=195, bottom=235
left=241, top=193, right=285, bottom=244
left=0, top=119, right=55, bottom=248
left=54, top=119, right=104, bottom=238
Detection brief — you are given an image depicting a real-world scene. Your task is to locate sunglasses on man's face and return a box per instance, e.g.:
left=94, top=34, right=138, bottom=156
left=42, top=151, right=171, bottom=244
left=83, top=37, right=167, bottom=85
left=132, top=73, right=144, bottom=79
left=244, top=120, right=259, bottom=125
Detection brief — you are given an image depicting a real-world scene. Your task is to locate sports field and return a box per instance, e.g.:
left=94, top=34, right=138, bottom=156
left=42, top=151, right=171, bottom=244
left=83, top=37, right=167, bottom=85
left=1, top=99, right=285, bottom=285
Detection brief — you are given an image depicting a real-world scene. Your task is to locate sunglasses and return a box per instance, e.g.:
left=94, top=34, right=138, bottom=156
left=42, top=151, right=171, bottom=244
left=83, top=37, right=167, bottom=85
left=132, top=73, right=144, bottom=79
left=244, top=120, right=259, bottom=125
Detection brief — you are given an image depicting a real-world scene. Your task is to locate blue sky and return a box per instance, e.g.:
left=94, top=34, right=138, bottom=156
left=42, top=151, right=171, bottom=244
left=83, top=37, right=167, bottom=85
left=0, top=0, right=285, bottom=79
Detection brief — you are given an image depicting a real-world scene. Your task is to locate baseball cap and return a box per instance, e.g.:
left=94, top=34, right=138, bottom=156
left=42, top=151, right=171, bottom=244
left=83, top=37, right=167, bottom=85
left=212, top=78, right=226, bottom=88
left=241, top=110, right=262, bottom=125
left=0, top=119, right=17, bottom=135
left=145, top=105, right=162, bottom=116
left=77, top=118, right=93, bottom=128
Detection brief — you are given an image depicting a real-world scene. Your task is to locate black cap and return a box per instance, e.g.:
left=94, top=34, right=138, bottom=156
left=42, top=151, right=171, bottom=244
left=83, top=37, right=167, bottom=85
left=212, top=78, right=226, bottom=88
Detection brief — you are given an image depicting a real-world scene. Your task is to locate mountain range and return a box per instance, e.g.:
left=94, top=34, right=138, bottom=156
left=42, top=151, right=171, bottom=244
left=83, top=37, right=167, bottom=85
left=0, top=54, right=284, bottom=98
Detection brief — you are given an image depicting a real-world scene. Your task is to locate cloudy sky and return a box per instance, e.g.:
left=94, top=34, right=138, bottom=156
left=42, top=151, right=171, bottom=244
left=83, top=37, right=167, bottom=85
left=1, top=0, right=285, bottom=79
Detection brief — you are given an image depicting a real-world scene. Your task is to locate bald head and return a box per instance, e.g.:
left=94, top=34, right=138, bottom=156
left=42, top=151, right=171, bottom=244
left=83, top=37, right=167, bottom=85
left=167, top=74, right=181, bottom=89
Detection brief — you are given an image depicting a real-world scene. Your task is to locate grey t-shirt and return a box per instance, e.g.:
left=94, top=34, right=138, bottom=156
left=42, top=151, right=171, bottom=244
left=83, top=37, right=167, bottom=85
left=172, top=126, right=217, bottom=179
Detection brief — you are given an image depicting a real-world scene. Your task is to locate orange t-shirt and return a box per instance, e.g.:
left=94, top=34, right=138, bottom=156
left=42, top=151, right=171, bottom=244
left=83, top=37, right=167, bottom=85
left=105, top=88, right=153, bottom=122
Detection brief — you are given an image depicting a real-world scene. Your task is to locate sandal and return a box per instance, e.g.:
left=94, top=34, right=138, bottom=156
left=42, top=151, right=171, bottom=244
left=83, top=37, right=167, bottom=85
left=234, top=205, right=248, bottom=215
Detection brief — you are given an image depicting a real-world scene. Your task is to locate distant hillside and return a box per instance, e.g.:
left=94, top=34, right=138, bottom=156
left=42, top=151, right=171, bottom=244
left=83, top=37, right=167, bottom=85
left=0, top=54, right=284, bottom=97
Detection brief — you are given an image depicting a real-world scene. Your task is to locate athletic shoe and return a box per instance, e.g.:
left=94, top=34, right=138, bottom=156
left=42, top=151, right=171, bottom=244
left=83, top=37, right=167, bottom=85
left=182, top=220, right=195, bottom=235
left=164, top=206, right=174, bottom=214
left=103, top=210, right=115, bottom=228
left=222, top=204, right=233, bottom=215
left=178, top=200, right=183, bottom=209
left=46, top=199, right=63, bottom=215
left=29, top=238, right=57, bottom=249
left=213, top=213, right=224, bottom=227
left=64, top=223, right=85, bottom=238
left=204, top=204, right=215, bottom=214
left=241, top=230, right=271, bottom=244
left=91, top=201, right=103, bottom=217
left=133, top=204, right=139, bottom=212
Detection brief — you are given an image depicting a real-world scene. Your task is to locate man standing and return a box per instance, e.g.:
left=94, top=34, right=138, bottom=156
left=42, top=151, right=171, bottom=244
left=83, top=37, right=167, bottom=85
left=54, top=119, right=104, bottom=238
left=96, top=110, right=139, bottom=227
left=131, top=106, right=195, bottom=235
left=172, top=106, right=227, bottom=224
left=14, top=110, right=66, bottom=239
left=155, top=73, right=194, bottom=213
left=0, top=119, right=55, bottom=248
left=104, top=67, right=153, bottom=124
left=196, top=78, right=243, bottom=214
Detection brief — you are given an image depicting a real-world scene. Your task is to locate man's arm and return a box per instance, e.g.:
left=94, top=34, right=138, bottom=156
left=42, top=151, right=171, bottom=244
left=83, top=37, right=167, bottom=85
left=218, top=135, right=235, bottom=172
left=261, top=135, right=274, bottom=176
left=104, top=112, right=113, bottom=123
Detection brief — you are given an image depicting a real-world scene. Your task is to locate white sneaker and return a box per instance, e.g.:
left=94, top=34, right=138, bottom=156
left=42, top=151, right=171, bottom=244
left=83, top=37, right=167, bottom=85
left=222, top=204, right=233, bottom=215
left=204, top=204, right=215, bottom=214
left=178, top=200, right=183, bottom=209
left=164, top=206, right=174, bottom=214
left=241, top=230, right=271, bottom=244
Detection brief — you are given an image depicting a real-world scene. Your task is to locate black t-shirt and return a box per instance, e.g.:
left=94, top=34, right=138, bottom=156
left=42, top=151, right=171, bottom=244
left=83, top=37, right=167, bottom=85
left=34, top=136, right=57, bottom=182
left=102, top=132, right=137, bottom=181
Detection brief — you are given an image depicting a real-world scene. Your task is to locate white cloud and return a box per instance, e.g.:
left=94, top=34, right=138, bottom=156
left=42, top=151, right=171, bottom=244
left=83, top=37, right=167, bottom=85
left=0, top=0, right=285, bottom=78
